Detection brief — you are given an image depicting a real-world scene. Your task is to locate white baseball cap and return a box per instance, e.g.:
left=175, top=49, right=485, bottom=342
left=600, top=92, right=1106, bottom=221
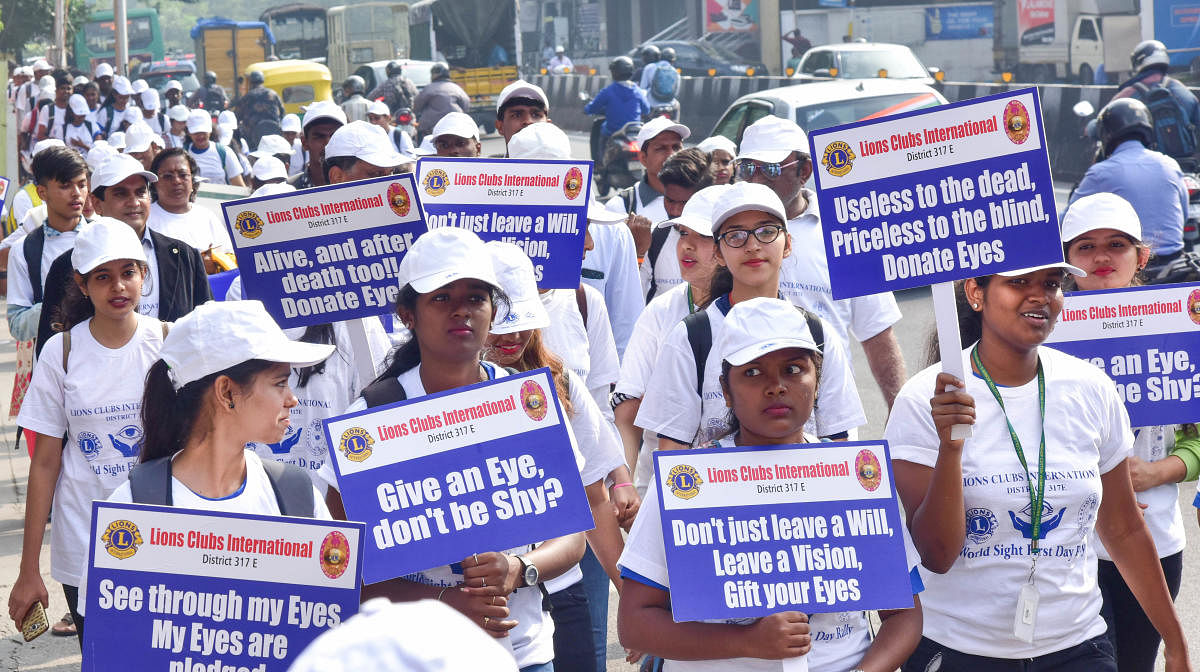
left=710, top=182, right=787, bottom=236
left=281, top=113, right=302, bottom=133
left=496, top=80, right=548, bottom=113
left=165, top=80, right=183, bottom=92
left=587, top=196, right=626, bottom=224
left=94, top=62, right=114, bottom=78
left=187, top=109, right=212, bottom=134
left=71, top=216, right=148, bottom=274
left=31, top=138, right=65, bottom=158
left=717, top=297, right=821, bottom=366
left=111, top=75, right=134, bottom=96
left=33, top=59, right=51, bottom=72
left=252, top=182, right=297, bottom=197
left=737, top=116, right=809, bottom=164
left=429, top=112, right=479, bottom=142
left=635, top=116, right=690, bottom=150
left=397, top=227, right=499, bottom=294
left=664, top=184, right=731, bottom=235
left=68, top=93, right=90, bottom=117
left=91, top=153, right=157, bottom=191
left=252, top=155, right=288, bottom=182
left=252, top=134, right=293, bottom=158
left=107, top=131, right=126, bottom=151
left=132, top=79, right=149, bottom=94
left=414, top=136, right=436, bottom=156
left=160, top=300, right=335, bottom=390
left=302, top=100, right=347, bottom=130
left=995, top=262, right=1086, bottom=278
left=367, top=99, right=390, bottom=117
left=697, top=135, right=737, bottom=156
left=507, top=122, right=570, bottom=159
left=123, top=122, right=164, bottom=154
left=86, top=142, right=119, bottom=171
left=217, top=110, right=237, bottom=130
left=72, top=75, right=89, bottom=87
left=487, top=241, right=551, bottom=334
left=15, top=66, right=31, bottom=77
left=139, top=88, right=160, bottom=110
left=167, top=104, right=190, bottom=122
left=325, top=120, right=405, bottom=168
left=1060, top=192, right=1142, bottom=244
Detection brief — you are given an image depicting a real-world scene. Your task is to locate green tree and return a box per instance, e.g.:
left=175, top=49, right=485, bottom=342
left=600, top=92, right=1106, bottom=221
left=0, top=0, right=88, bottom=62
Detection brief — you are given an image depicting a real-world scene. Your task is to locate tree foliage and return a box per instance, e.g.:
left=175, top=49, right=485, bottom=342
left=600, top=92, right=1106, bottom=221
left=1, top=0, right=90, bottom=62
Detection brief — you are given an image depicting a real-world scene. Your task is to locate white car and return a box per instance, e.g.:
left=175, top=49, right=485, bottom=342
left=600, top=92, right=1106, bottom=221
left=793, top=42, right=938, bottom=86
left=353, top=59, right=438, bottom=96
left=710, top=78, right=947, bottom=146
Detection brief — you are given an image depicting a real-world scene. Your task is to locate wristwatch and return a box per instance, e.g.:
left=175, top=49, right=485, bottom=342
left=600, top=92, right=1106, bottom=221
left=516, top=554, right=540, bottom=587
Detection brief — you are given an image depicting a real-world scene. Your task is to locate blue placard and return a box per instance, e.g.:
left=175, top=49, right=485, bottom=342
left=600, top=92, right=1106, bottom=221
left=82, top=502, right=365, bottom=672
left=653, top=441, right=913, bottom=622
left=809, top=87, right=1063, bottom=299
left=222, top=173, right=428, bottom=328
left=926, top=5, right=994, bottom=40
left=0, top=176, right=10, bottom=224
left=1045, top=283, right=1200, bottom=427
left=415, top=158, right=592, bottom=289
left=323, top=368, right=594, bottom=585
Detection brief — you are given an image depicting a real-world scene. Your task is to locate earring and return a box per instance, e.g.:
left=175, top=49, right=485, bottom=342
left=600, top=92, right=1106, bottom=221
left=972, top=303, right=980, bottom=310
left=228, top=401, right=235, bottom=409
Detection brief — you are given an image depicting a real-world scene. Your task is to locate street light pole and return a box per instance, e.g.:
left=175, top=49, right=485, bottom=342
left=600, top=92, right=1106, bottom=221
left=115, top=0, right=129, bottom=75
left=53, top=0, right=66, bottom=68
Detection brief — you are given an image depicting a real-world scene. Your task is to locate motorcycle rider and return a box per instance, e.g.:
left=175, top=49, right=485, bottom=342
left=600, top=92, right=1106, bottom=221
left=585, top=56, right=649, bottom=166
left=1070, top=97, right=1188, bottom=267
left=1114, top=40, right=1200, bottom=169
left=233, top=71, right=285, bottom=146
left=640, top=47, right=680, bottom=114
left=187, top=71, right=228, bottom=111
left=339, top=75, right=371, bottom=123
left=633, top=45, right=660, bottom=86
left=413, top=63, right=471, bottom=141
left=368, top=61, right=418, bottom=116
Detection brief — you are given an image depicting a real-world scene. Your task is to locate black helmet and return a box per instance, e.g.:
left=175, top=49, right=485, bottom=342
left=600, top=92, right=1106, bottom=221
left=430, top=62, right=450, bottom=80
left=248, top=70, right=264, bottom=86
left=386, top=60, right=402, bottom=77
left=1098, top=98, right=1155, bottom=152
left=204, top=70, right=217, bottom=86
left=1131, top=39, right=1169, bottom=73
left=610, top=56, right=635, bottom=81
left=661, top=47, right=677, bottom=63
left=344, top=75, right=365, bottom=94
left=641, top=45, right=661, bottom=64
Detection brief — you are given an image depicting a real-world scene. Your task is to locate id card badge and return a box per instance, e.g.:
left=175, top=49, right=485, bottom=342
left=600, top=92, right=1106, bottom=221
left=781, top=655, right=809, bottom=672
left=1013, top=579, right=1039, bottom=643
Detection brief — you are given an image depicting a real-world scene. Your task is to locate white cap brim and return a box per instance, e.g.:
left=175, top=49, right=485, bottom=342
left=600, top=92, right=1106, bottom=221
left=736, top=147, right=793, bottom=164
left=725, top=337, right=821, bottom=366
left=712, top=202, right=786, bottom=236
left=491, top=297, right=551, bottom=334
left=408, top=267, right=499, bottom=294
left=662, top=213, right=712, bottom=236
left=995, top=262, right=1087, bottom=278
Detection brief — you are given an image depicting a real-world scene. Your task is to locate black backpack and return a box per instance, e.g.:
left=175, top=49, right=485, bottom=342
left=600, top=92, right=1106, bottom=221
left=681, top=305, right=825, bottom=396
left=613, top=185, right=673, bottom=302
left=129, top=455, right=315, bottom=517
left=360, top=364, right=518, bottom=408
left=1133, top=80, right=1198, bottom=159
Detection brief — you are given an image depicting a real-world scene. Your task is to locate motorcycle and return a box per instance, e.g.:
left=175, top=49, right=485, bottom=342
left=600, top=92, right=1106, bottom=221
left=581, top=91, right=645, bottom=196
left=393, top=107, right=417, bottom=140
left=646, top=100, right=680, bottom=122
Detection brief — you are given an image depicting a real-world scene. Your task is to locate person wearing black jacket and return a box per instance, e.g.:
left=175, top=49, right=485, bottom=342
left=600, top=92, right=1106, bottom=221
left=35, top=154, right=210, bottom=356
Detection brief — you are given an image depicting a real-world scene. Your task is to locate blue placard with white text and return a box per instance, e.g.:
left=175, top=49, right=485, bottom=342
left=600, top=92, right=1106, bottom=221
left=323, top=368, right=594, bottom=585
left=926, top=5, right=994, bottom=40
left=654, top=441, right=913, bottom=622
left=1045, top=283, right=1200, bottom=427
left=82, top=502, right=364, bottom=671
left=222, top=173, right=427, bottom=328
left=416, top=158, right=592, bottom=289
left=809, top=87, right=1063, bottom=299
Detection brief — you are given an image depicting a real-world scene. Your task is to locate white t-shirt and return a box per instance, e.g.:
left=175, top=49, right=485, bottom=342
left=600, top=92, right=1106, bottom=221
left=189, top=143, right=242, bottom=184
left=64, top=122, right=95, bottom=150
left=15, top=314, right=166, bottom=586
left=885, top=346, right=1133, bottom=658
left=290, top=141, right=306, bottom=176
left=38, top=103, right=67, bottom=140
left=540, top=285, right=621, bottom=413
left=166, top=132, right=186, bottom=149
left=618, top=434, right=922, bottom=672
left=636, top=295, right=866, bottom=445
left=1096, top=425, right=1184, bottom=560
left=581, top=221, right=644, bottom=356
left=8, top=220, right=87, bottom=309
left=148, top=201, right=234, bottom=253
left=93, top=104, right=135, bottom=136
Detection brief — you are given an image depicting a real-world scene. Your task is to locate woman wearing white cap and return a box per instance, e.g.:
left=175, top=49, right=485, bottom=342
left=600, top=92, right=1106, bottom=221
left=8, top=218, right=164, bottom=641
left=620, top=297, right=923, bottom=671
left=695, top=136, right=736, bottom=185
left=63, top=94, right=97, bottom=151
left=885, top=263, right=1191, bottom=671
left=1061, top=193, right=1199, bottom=671
left=323, top=227, right=584, bottom=672
left=485, top=241, right=629, bottom=671
left=147, top=148, right=235, bottom=262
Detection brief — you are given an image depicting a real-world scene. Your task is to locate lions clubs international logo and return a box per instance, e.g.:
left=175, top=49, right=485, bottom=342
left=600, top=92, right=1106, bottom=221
left=1004, top=100, right=1030, bottom=145
left=103, top=519, right=143, bottom=559
left=822, top=141, right=856, bottom=178
left=387, top=182, right=411, bottom=217
left=339, top=427, right=374, bottom=463
left=320, top=531, right=351, bottom=579
left=521, top=380, right=549, bottom=421
left=563, top=167, right=584, bottom=200
left=1187, top=287, right=1200, bottom=326
left=234, top=211, right=265, bottom=239
left=667, top=464, right=702, bottom=500
left=855, top=449, right=882, bottom=492
left=423, top=169, right=449, bottom=197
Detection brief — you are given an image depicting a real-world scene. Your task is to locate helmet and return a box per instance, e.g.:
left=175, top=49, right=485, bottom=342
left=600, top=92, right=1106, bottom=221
left=610, top=56, right=635, bottom=81
left=1131, top=39, right=1170, bottom=73
left=204, top=71, right=217, bottom=86
left=248, top=70, right=264, bottom=86
left=386, top=61, right=402, bottom=77
left=661, top=47, right=676, bottom=63
left=344, top=75, right=365, bottom=94
left=1098, top=98, right=1155, bottom=152
left=430, top=62, right=450, bottom=80
left=641, top=45, right=661, bottom=64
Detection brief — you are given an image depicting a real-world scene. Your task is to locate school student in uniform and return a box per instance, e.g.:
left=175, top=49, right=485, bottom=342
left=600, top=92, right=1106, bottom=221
left=62, top=94, right=96, bottom=152
left=635, top=182, right=866, bottom=450
left=323, top=227, right=585, bottom=672
left=885, top=262, right=1191, bottom=671
left=634, top=148, right=714, bottom=302
left=1060, top=193, right=1200, bottom=672
left=185, top=110, right=245, bottom=187
left=619, top=297, right=924, bottom=671
left=8, top=219, right=167, bottom=642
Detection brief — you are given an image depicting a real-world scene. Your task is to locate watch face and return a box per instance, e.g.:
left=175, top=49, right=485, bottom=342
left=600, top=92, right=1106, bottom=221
left=524, top=564, right=539, bottom=586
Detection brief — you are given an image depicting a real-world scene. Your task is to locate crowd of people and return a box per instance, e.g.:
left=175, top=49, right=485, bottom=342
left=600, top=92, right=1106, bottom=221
left=2, top=58, right=1199, bottom=672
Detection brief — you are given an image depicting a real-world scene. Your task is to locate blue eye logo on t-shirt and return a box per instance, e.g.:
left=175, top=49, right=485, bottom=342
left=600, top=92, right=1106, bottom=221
left=108, top=425, right=144, bottom=458
left=78, top=431, right=102, bottom=461
left=1008, top=500, right=1066, bottom=540
left=268, top=426, right=303, bottom=454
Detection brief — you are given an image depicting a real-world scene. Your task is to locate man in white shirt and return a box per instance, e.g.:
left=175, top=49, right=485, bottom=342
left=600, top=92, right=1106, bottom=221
left=185, top=110, right=245, bottom=186
left=137, top=89, right=167, bottom=135
left=93, top=75, right=136, bottom=138
left=547, top=46, right=573, bottom=73
left=36, top=71, right=73, bottom=141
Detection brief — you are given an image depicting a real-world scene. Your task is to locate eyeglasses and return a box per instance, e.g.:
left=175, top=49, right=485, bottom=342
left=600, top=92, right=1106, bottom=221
left=735, top=158, right=801, bottom=180
left=718, top=223, right=785, bottom=248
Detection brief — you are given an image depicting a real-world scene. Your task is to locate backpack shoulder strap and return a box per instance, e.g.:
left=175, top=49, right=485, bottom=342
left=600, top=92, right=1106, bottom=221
left=215, top=142, right=228, bottom=166
left=62, top=330, right=71, bottom=375
left=24, top=225, right=47, bottom=304
left=644, top=225, right=672, bottom=301
left=129, top=456, right=174, bottom=505
left=259, top=459, right=316, bottom=518
left=361, top=377, right=407, bottom=408
left=575, top=286, right=588, bottom=328
left=1133, top=81, right=1150, bottom=95
left=619, top=186, right=636, bottom=214
left=801, top=309, right=825, bottom=354
left=683, top=311, right=713, bottom=397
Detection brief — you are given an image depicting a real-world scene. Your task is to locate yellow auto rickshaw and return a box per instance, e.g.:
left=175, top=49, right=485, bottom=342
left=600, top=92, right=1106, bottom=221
left=243, top=59, right=333, bottom=115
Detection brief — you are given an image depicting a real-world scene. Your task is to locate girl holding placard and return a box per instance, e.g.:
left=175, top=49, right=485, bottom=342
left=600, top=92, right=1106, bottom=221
left=1061, top=193, right=1200, bottom=672
left=618, top=297, right=924, bottom=671
left=886, top=259, right=1191, bottom=671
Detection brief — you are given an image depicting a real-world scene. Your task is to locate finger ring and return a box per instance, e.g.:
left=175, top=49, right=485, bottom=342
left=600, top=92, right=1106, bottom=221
left=483, top=617, right=490, bottom=627
left=491, top=596, right=496, bottom=605
left=481, top=578, right=486, bottom=588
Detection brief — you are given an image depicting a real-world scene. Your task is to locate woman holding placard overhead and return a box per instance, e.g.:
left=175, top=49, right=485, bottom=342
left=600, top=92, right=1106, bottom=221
left=322, top=227, right=585, bottom=672
left=1061, top=193, right=1200, bottom=672
left=885, top=258, right=1192, bottom=671
left=618, top=297, right=924, bottom=671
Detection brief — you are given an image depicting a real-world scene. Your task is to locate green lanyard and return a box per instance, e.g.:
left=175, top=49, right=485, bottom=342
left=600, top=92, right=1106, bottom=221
left=971, top=346, right=1048, bottom=552
left=686, top=286, right=697, bottom=314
